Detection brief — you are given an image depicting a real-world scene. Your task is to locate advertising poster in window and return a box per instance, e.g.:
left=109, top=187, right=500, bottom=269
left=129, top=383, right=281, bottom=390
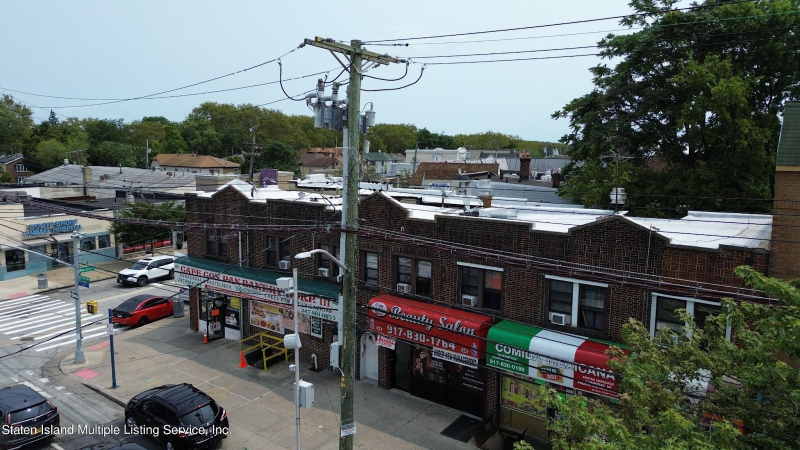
left=501, top=376, right=546, bottom=418
left=249, top=300, right=284, bottom=333
left=279, top=307, right=311, bottom=335
left=225, top=296, right=240, bottom=330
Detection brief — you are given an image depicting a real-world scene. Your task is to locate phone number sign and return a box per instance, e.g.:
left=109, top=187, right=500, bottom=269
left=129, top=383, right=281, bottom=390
left=367, top=294, right=491, bottom=368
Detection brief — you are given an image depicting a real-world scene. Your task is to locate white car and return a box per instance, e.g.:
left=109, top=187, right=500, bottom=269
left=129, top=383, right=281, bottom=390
left=117, top=255, right=175, bottom=287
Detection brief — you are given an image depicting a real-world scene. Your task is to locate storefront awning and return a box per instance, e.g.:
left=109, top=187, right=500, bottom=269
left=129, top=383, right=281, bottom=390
left=174, top=256, right=341, bottom=321
left=487, top=320, right=622, bottom=399
left=367, top=294, right=492, bottom=369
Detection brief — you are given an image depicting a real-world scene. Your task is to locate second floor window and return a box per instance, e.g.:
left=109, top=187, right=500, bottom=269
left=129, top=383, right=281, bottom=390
left=397, top=257, right=432, bottom=296
left=651, top=294, right=725, bottom=338
left=205, top=230, right=229, bottom=259
left=364, top=252, right=378, bottom=285
left=546, top=276, right=607, bottom=332
left=459, top=264, right=502, bottom=310
left=266, top=236, right=291, bottom=267
left=14, top=164, right=25, bottom=172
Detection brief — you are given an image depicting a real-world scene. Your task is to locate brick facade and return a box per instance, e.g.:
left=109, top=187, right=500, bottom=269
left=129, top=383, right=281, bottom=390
left=769, top=170, right=800, bottom=279
left=184, top=187, right=770, bottom=425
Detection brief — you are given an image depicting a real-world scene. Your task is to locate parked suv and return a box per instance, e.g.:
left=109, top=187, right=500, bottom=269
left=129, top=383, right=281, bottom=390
left=124, top=384, right=229, bottom=450
left=118, top=255, right=175, bottom=287
left=0, top=385, right=60, bottom=449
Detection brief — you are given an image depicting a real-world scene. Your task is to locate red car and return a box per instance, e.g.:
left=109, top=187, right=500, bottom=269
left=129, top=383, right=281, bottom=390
left=112, top=295, right=174, bottom=326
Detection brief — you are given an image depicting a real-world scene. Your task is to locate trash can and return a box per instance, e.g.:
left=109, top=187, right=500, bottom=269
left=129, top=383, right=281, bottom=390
left=173, top=299, right=184, bottom=318
left=37, top=273, right=47, bottom=289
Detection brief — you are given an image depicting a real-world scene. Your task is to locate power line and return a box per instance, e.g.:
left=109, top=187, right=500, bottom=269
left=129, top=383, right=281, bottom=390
left=362, top=0, right=759, bottom=44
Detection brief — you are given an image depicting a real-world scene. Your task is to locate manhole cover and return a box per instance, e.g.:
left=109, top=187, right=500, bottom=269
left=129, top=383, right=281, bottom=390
left=20, top=337, right=34, bottom=342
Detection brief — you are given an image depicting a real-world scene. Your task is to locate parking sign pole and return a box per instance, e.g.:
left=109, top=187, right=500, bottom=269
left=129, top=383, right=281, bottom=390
left=108, top=309, right=117, bottom=388
left=72, top=231, right=85, bottom=364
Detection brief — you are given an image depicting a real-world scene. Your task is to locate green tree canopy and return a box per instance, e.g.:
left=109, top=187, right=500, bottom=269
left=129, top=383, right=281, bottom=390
left=252, top=139, right=300, bottom=174
left=109, top=201, right=186, bottom=246
left=33, top=139, right=69, bottom=169
left=555, top=0, right=800, bottom=216
left=539, top=266, right=800, bottom=449
left=0, top=95, right=33, bottom=153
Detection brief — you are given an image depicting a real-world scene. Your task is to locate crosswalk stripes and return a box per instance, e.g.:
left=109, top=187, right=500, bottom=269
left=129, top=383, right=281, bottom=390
left=0, top=294, right=130, bottom=353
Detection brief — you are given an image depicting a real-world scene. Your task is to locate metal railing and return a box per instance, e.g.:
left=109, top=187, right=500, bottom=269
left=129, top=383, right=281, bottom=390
left=239, top=332, right=290, bottom=373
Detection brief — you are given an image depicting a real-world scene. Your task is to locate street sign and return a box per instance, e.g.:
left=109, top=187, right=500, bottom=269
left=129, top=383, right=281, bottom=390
left=106, top=324, right=114, bottom=336
left=70, top=291, right=79, bottom=300
left=80, top=266, right=95, bottom=273
left=78, top=281, right=90, bottom=288
left=340, top=423, right=356, bottom=437
left=79, top=275, right=90, bottom=283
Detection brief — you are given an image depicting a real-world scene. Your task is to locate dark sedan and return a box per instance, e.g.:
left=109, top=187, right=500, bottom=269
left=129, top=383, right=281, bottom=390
left=0, top=385, right=60, bottom=450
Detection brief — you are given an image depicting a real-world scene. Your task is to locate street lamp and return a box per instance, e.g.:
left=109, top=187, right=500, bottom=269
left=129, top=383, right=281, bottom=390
left=295, top=249, right=349, bottom=273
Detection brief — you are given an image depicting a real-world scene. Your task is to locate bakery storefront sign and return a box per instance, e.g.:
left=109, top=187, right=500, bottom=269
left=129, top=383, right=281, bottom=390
left=367, top=294, right=491, bottom=369
left=487, top=320, right=621, bottom=399
left=175, top=261, right=339, bottom=322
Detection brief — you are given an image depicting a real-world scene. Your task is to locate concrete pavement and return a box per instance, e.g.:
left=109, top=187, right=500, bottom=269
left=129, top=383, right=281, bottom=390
left=45, top=315, right=480, bottom=450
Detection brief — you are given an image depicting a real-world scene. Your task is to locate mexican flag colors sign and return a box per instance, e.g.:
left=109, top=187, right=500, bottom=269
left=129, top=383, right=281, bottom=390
left=487, top=320, right=620, bottom=399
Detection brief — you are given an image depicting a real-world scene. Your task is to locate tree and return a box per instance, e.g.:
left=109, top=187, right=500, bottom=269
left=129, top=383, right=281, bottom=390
left=34, top=139, right=69, bottom=169
left=161, top=124, right=187, bottom=155
left=88, top=141, right=139, bottom=167
left=0, top=95, right=33, bottom=153
left=109, top=201, right=186, bottom=250
left=369, top=123, right=418, bottom=154
left=48, top=110, right=59, bottom=126
left=554, top=0, right=800, bottom=216
left=0, top=167, right=11, bottom=184
left=538, top=266, right=800, bottom=449
left=252, top=140, right=300, bottom=174
left=416, top=128, right=456, bottom=149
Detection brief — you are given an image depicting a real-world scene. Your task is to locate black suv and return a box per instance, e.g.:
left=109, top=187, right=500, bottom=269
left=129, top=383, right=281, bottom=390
left=0, top=385, right=60, bottom=450
left=124, top=384, right=229, bottom=450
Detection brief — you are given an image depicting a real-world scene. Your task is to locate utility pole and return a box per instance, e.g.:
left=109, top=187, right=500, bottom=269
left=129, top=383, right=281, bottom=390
left=303, top=36, right=404, bottom=450
left=243, top=127, right=262, bottom=183
left=72, top=231, right=85, bottom=363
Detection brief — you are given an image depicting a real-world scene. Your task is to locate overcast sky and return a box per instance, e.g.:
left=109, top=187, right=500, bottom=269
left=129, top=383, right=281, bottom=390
left=1, top=1, right=687, bottom=144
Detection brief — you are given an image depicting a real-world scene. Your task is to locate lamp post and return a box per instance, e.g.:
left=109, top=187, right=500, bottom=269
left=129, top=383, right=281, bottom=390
left=295, top=249, right=350, bottom=439
left=278, top=268, right=302, bottom=450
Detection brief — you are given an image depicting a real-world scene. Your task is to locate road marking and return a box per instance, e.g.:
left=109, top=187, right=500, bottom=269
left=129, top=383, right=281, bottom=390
left=10, top=377, right=18, bottom=383
left=34, top=326, right=129, bottom=351
left=0, top=294, right=48, bottom=306
left=2, top=312, right=72, bottom=332
left=0, top=302, right=69, bottom=320
left=51, top=442, right=65, bottom=450
left=15, top=313, right=102, bottom=340
left=0, top=299, right=61, bottom=315
left=0, top=295, right=52, bottom=310
left=39, top=377, right=49, bottom=383
left=20, top=381, right=52, bottom=398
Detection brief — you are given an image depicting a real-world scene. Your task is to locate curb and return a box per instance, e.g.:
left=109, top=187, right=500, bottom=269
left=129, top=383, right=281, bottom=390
left=1, top=274, right=118, bottom=300
left=81, top=382, right=127, bottom=408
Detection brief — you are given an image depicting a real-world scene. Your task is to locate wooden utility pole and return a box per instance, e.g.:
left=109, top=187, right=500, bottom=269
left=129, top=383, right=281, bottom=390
left=302, top=36, right=403, bottom=450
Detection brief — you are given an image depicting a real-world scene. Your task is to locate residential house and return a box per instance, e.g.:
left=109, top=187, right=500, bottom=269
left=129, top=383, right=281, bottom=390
left=150, top=154, right=240, bottom=175
left=0, top=153, right=34, bottom=184
left=409, top=161, right=500, bottom=189
left=299, top=147, right=343, bottom=178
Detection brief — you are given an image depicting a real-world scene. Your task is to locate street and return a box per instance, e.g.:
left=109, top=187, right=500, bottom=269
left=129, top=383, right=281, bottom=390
left=0, top=278, right=189, bottom=450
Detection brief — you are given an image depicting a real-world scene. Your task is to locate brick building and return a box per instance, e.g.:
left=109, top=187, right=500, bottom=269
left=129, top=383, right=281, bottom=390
left=0, top=153, right=34, bottom=184
left=770, top=102, right=800, bottom=280
left=180, top=176, right=773, bottom=444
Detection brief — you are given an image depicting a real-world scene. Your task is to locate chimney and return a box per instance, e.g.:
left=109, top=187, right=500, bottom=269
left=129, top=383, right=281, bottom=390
left=519, top=152, right=532, bottom=181
left=63, top=159, right=69, bottom=166
left=552, top=171, right=561, bottom=188
left=81, top=166, right=92, bottom=185
left=769, top=102, right=800, bottom=280
left=475, top=180, right=493, bottom=208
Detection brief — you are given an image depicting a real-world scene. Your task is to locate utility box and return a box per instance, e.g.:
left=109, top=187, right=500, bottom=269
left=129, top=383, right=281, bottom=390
left=37, top=274, right=47, bottom=289
left=330, top=342, right=341, bottom=369
left=297, top=380, right=314, bottom=408
left=86, top=300, right=99, bottom=315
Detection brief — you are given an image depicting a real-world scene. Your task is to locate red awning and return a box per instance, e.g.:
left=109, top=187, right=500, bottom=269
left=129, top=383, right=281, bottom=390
left=367, top=294, right=492, bottom=367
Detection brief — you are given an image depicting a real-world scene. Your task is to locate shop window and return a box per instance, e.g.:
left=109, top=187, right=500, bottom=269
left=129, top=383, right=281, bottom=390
left=545, top=276, right=607, bottom=331
left=97, top=234, right=111, bottom=249
left=80, top=237, right=96, bottom=251
left=205, top=230, right=229, bottom=259
left=396, top=256, right=432, bottom=296
left=364, top=252, right=378, bottom=286
left=650, top=294, right=728, bottom=338
left=265, top=236, right=292, bottom=267
left=5, top=249, right=25, bottom=272
left=458, top=263, right=502, bottom=310
left=316, top=244, right=340, bottom=275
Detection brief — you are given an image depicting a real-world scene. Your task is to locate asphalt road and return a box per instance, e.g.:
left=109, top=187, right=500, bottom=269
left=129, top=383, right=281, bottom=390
left=0, top=278, right=190, bottom=450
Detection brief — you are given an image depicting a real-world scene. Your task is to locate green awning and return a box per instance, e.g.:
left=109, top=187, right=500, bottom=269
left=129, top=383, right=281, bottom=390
left=174, top=256, right=340, bottom=299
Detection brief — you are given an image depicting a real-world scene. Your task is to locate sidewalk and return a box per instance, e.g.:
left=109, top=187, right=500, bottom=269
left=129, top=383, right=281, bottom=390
left=47, top=315, right=481, bottom=450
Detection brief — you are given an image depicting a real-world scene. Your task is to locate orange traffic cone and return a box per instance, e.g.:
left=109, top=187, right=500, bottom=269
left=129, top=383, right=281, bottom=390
left=203, top=331, right=208, bottom=344
left=239, top=351, right=248, bottom=368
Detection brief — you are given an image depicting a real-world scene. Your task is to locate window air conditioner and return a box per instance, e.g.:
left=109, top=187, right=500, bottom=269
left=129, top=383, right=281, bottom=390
left=549, top=312, right=570, bottom=326
left=278, top=260, right=291, bottom=270
left=461, top=294, right=477, bottom=307
left=397, top=283, right=411, bottom=294
left=318, top=268, right=330, bottom=277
